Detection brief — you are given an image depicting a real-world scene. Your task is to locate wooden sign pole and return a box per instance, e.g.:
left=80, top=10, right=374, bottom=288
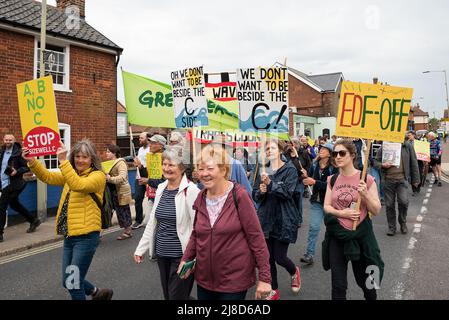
left=261, top=132, right=267, bottom=175
left=353, top=139, right=372, bottom=231
left=192, top=128, right=197, bottom=171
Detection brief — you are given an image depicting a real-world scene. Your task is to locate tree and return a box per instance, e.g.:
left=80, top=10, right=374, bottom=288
left=428, top=118, right=440, bottom=132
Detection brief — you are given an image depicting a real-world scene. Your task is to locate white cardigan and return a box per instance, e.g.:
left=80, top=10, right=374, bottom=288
left=134, top=174, right=200, bottom=258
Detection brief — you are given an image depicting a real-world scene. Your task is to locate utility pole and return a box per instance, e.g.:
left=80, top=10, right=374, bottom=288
left=37, top=0, right=48, bottom=222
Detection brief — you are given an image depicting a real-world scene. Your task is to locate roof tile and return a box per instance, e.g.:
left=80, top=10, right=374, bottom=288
left=0, top=0, right=122, bottom=53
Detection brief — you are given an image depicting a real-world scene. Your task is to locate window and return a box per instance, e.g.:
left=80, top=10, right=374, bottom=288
left=44, top=123, right=71, bottom=170
left=35, top=41, right=71, bottom=91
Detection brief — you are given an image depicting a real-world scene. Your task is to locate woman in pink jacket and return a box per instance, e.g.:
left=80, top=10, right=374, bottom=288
left=178, top=144, right=271, bottom=300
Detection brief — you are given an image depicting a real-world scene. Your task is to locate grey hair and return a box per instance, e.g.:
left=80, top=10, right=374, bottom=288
left=162, top=146, right=187, bottom=173
left=68, top=139, right=102, bottom=172
left=170, top=131, right=185, bottom=144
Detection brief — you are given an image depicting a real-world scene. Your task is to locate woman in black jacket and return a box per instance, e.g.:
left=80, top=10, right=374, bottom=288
left=253, top=139, right=301, bottom=300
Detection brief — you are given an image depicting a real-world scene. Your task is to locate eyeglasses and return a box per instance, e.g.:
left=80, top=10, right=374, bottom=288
left=332, top=150, right=348, bottom=158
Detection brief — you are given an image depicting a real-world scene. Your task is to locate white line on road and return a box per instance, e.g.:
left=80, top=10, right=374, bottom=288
left=417, top=215, right=424, bottom=222
left=408, top=237, right=418, bottom=250
left=427, top=188, right=432, bottom=193
left=420, top=207, right=427, bottom=214
left=0, top=226, right=121, bottom=265
left=402, top=257, right=413, bottom=269
left=426, top=193, right=431, bottom=198
left=423, top=199, right=429, bottom=205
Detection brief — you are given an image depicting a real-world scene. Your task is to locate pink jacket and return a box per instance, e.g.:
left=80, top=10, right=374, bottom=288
left=183, top=183, right=271, bottom=293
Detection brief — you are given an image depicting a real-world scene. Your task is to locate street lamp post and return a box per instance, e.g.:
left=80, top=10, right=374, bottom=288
left=423, top=70, right=449, bottom=120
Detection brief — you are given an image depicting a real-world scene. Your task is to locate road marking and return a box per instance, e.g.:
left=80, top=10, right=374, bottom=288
left=0, top=226, right=121, bottom=265
left=395, top=187, right=430, bottom=300
left=402, top=257, right=413, bottom=269
left=408, top=237, right=418, bottom=250
left=393, top=282, right=405, bottom=300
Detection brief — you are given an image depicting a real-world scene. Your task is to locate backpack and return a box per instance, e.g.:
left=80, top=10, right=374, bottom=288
left=90, top=185, right=114, bottom=230
left=90, top=161, right=123, bottom=229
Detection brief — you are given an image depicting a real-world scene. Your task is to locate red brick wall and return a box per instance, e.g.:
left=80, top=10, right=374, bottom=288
left=0, top=28, right=117, bottom=160
left=414, top=123, right=428, bottom=131
left=288, top=74, right=323, bottom=116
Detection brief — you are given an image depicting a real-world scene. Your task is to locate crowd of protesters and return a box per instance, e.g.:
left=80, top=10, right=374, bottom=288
left=0, top=127, right=445, bottom=300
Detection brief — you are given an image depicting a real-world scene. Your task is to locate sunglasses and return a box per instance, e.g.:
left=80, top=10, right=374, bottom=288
left=332, top=150, right=349, bottom=158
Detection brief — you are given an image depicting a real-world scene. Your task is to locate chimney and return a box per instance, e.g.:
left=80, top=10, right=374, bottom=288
left=56, top=0, right=85, bottom=18
left=373, top=77, right=378, bottom=84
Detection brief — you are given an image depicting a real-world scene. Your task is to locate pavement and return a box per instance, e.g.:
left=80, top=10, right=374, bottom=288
left=441, top=140, right=449, bottom=177
left=0, top=199, right=151, bottom=258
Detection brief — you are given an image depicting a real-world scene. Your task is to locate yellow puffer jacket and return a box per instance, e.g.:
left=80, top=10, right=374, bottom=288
left=29, top=159, right=106, bottom=237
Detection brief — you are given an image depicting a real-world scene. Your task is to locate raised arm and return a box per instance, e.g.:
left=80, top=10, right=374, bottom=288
left=28, top=159, right=65, bottom=186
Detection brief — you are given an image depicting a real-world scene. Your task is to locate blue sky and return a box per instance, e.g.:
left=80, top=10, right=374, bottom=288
left=46, top=0, right=449, bottom=118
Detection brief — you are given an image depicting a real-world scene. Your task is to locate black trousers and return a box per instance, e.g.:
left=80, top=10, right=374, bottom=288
left=157, top=256, right=194, bottom=300
left=329, top=237, right=377, bottom=300
left=197, top=285, right=247, bottom=300
left=0, top=186, right=35, bottom=233
left=133, top=181, right=146, bottom=224
left=266, top=237, right=296, bottom=290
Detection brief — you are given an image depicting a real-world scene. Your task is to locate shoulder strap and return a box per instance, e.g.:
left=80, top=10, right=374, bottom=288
left=330, top=172, right=339, bottom=190
left=90, top=193, right=102, bottom=210
left=232, top=184, right=239, bottom=210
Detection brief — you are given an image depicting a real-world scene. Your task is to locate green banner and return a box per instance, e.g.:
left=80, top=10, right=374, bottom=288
left=122, top=70, right=176, bottom=128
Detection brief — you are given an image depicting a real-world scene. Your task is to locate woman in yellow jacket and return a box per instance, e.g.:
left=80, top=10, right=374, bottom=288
left=23, top=140, right=113, bottom=300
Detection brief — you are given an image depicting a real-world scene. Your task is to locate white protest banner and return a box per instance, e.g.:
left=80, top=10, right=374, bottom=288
left=237, top=67, right=289, bottom=133
left=171, top=66, right=208, bottom=128
left=382, top=142, right=402, bottom=167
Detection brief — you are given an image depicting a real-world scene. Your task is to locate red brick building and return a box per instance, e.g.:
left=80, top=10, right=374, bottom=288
left=274, top=63, right=344, bottom=138
left=412, top=105, right=429, bottom=131
left=0, top=0, right=122, bottom=169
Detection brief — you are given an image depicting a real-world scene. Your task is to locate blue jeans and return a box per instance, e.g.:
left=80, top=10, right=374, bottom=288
left=368, top=167, right=383, bottom=200
left=62, top=232, right=100, bottom=300
left=306, top=202, right=324, bottom=257
left=197, top=285, right=247, bottom=300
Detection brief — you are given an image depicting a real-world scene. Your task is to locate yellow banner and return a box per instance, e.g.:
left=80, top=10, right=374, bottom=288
left=336, top=81, right=413, bottom=143
left=17, top=76, right=60, bottom=157
left=146, top=153, right=163, bottom=179
left=414, top=140, right=430, bottom=162
left=102, top=160, right=116, bottom=174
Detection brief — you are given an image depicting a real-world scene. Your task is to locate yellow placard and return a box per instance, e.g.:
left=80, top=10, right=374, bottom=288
left=307, top=136, right=315, bottom=147
left=17, top=76, right=60, bottom=157
left=102, top=160, right=116, bottom=174
left=414, top=140, right=430, bottom=162
left=336, top=81, right=413, bottom=143
left=146, top=153, right=163, bottom=179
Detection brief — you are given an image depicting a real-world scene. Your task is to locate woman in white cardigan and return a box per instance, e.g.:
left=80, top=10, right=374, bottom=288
left=134, top=146, right=200, bottom=300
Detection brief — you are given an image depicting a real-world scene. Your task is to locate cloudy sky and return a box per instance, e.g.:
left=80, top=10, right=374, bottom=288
left=48, top=0, right=449, bottom=118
